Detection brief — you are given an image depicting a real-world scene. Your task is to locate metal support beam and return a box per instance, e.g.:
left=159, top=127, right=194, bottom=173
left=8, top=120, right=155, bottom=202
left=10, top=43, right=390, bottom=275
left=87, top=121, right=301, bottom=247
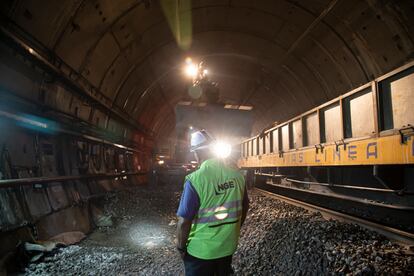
left=0, top=171, right=146, bottom=189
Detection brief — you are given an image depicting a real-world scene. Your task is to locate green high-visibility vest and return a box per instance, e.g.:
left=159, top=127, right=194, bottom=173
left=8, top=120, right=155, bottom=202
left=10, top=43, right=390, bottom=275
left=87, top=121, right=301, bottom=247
left=185, top=158, right=246, bottom=260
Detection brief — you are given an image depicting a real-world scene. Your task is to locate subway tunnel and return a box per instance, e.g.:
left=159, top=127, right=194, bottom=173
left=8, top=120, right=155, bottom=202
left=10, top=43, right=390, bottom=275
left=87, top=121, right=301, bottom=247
left=0, top=0, right=413, bottom=275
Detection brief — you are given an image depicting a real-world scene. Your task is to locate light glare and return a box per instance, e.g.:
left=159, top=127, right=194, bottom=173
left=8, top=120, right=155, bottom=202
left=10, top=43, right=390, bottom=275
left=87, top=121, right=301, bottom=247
left=185, top=57, right=192, bottom=64
left=212, top=141, right=232, bottom=159
left=214, top=206, right=228, bottom=220
left=185, top=63, right=198, bottom=77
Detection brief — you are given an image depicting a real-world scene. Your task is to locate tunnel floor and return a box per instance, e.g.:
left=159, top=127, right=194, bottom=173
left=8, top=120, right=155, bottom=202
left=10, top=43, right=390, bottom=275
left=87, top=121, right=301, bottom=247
left=24, top=184, right=413, bottom=275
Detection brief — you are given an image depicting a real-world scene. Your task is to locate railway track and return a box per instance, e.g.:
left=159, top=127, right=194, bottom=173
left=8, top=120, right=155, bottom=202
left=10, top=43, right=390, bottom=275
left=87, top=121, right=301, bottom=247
left=255, top=187, right=414, bottom=250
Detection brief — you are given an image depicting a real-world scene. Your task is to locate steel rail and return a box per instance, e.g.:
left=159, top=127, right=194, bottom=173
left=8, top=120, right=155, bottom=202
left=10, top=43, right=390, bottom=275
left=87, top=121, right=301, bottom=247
left=260, top=182, right=414, bottom=211
left=254, top=172, right=288, bottom=178
left=255, top=188, right=414, bottom=247
left=285, top=177, right=410, bottom=194
left=0, top=171, right=146, bottom=189
left=254, top=172, right=414, bottom=194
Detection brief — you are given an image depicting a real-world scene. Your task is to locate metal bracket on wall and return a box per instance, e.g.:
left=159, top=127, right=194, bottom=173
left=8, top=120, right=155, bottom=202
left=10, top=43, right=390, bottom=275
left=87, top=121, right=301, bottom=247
left=398, top=125, right=414, bottom=144
left=315, top=144, right=324, bottom=154
left=334, top=139, right=347, bottom=152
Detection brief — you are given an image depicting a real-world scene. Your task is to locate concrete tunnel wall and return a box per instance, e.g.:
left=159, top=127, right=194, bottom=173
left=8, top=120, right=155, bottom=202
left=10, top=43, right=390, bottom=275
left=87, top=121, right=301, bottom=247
left=0, top=0, right=414, bottom=258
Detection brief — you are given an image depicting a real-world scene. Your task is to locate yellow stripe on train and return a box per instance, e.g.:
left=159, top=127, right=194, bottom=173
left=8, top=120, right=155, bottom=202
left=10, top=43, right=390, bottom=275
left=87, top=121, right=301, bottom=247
left=238, top=135, right=414, bottom=167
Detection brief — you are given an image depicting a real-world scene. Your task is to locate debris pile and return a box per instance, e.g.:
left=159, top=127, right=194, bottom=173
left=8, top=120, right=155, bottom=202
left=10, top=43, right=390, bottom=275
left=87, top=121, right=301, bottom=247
left=26, top=185, right=183, bottom=275
left=233, top=192, right=414, bottom=275
left=25, top=187, right=414, bottom=275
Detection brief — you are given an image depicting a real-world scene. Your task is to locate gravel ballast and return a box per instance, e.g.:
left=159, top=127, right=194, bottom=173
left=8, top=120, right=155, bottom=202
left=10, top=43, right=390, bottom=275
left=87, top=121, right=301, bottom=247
left=233, top=192, right=413, bottom=275
left=25, top=186, right=414, bottom=275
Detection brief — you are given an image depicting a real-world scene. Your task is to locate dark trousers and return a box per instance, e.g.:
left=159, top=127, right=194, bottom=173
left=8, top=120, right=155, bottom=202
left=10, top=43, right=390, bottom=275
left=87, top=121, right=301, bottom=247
left=184, top=253, right=234, bottom=276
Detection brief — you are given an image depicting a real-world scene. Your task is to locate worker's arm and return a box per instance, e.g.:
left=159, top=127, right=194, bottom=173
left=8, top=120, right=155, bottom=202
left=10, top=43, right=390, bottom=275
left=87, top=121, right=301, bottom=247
left=241, top=188, right=249, bottom=227
left=176, top=180, right=200, bottom=258
left=177, top=216, right=192, bottom=251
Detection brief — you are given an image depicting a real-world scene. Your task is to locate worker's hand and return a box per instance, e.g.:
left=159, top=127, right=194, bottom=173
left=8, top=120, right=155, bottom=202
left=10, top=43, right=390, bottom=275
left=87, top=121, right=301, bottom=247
left=176, top=246, right=187, bottom=260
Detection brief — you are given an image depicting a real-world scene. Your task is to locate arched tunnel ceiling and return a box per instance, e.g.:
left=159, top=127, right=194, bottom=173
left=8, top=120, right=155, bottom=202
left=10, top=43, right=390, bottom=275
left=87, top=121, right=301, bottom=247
left=1, top=0, right=414, bottom=140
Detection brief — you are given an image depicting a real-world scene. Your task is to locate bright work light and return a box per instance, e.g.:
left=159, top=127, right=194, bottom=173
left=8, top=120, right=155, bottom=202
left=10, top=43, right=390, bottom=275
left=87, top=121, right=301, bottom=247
left=184, top=63, right=198, bottom=78
left=183, top=57, right=211, bottom=81
left=212, top=141, right=232, bottom=159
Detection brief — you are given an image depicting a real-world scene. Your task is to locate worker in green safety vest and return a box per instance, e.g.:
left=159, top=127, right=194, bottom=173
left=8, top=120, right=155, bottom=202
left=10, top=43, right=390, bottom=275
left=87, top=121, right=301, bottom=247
left=176, top=129, right=249, bottom=275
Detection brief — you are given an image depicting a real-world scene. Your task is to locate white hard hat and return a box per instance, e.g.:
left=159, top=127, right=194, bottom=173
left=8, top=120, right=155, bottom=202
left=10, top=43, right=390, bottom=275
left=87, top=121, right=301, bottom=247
left=190, top=129, right=215, bottom=152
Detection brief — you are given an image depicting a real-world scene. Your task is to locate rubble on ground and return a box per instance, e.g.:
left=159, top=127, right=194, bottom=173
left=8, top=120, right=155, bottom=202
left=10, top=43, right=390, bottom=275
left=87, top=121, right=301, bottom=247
left=25, top=187, right=414, bottom=275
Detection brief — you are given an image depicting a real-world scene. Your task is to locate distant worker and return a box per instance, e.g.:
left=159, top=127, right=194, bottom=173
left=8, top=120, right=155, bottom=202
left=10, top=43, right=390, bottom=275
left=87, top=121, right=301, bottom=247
left=176, top=130, right=249, bottom=275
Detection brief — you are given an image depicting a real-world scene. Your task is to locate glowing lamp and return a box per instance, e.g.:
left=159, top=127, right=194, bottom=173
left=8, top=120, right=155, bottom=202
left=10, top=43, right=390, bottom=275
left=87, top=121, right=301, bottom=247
left=185, top=63, right=198, bottom=77
left=212, top=141, right=232, bottom=159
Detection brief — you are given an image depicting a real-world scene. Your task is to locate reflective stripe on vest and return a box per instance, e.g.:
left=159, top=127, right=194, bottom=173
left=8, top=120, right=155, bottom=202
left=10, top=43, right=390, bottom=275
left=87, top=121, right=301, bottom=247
left=194, top=199, right=243, bottom=224
left=197, top=199, right=242, bottom=216
left=194, top=210, right=242, bottom=224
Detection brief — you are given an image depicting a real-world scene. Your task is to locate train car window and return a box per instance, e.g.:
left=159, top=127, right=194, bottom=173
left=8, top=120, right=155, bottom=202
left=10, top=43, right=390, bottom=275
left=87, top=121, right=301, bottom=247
left=252, top=139, right=255, bottom=156
left=320, top=103, right=341, bottom=143
left=281, top=125, right=290, bottom=151
left=288, top=123, right=293, bottom=149
left=292, top=119, right=303, bottom=148
left=250, top=140, right=253, bottom=156
left=343, top=88, right=375, bottom=138
left=258, top=137, right=263, bottom=155
left=256, top=138, right=259, bottom=156
left=252, top=139, right=256, bottom=156
left=378, top=67, right=414, bottom=131
left=269, top=131, right=274, bottom=153
left=261, top=136, right=266, bottom=155
left=248, top=142, right=251, bottom=157
left=273, top=129, right=279, bottom=153
left=278, top=128, right=282, bottom=152
left=264, top=133, right=270, bottom=154
left=304, top=112, right=319, bottom=146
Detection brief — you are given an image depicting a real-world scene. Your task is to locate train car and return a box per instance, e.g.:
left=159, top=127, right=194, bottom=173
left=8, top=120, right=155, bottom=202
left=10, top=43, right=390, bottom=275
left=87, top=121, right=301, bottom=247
left=239, top=61, right=414, bottom=231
